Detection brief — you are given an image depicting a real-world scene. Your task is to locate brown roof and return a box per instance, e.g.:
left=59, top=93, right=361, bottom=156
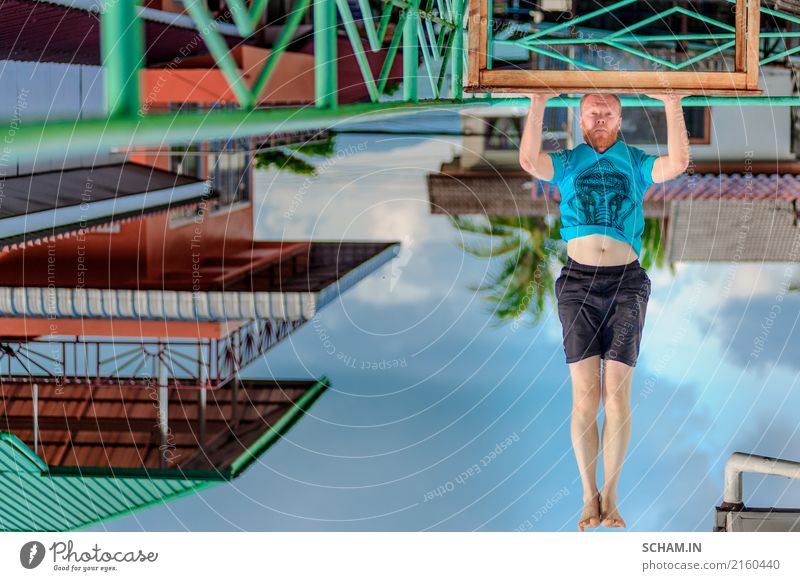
left=427, top=170, right=800, bottom=218
left=0, top=0, right=250, bottom=66
left=664, top=199, right=800, bottom=262
left=2, top=378, right=325, bottom=475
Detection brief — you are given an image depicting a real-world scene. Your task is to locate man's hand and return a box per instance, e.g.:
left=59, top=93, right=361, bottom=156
left=524, top=92, right=561, bottom=106
left=645, top=93, right=684, bottom=105
left=518, top=92, right=560, bottom=181
left=647, top=93, right=690, bottom=183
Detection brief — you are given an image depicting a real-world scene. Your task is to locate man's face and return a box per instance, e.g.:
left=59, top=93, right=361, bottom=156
left=579, top=94, right=622, bottom=152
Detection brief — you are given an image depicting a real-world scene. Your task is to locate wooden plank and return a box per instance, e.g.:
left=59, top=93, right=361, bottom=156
left=467, top=0, right=481, bottom=85
left=479, top=70, right=751, bottom=92
left=746, top=0, right=761, bottom=89
left=735, top=0, right=746, bottom=72
left=463, top=86, right=762, bottom=96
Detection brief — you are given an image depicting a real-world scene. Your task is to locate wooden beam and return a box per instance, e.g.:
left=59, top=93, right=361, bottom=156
left=477, top=70, right=754, bottom=93
left=735, top=0, right=746, bottom=72
left=467, top=0, right=481, bottom=86
left=746, top=0, right=761, bottom=89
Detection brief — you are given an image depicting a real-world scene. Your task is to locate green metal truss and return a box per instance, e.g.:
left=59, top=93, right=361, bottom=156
left=493, top=0, right=800, bottom=71
left=9, top=0, right=800, bottom=158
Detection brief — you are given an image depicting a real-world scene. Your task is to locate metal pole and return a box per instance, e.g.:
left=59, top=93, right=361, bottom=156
left=723, top=452, right=800, bottom=506
left=231, top=375, right=239, bottom=425
left=451, top=0, right=465, bottom=100
left=198, top=343, right=208, bottom=450
left=314, top=0, right=338, bottom=109
left=157, top=355, right=170, bottom=469
left=403, top=0, right=421, bottom=102
left=32, top=383, right=39, bottom=455
left=101, top=0, right=144, bottom=118
left=198, top=387, right=207, bottom=451
left=12, top=95, right=800, bottom=158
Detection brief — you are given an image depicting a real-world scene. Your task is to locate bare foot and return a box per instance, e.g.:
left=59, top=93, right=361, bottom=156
left=578, top=493, right=601, bottom=532
left=600, top=496, right=626, bottom=528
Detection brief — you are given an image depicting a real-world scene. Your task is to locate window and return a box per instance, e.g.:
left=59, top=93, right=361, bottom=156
left=170, top=144, right=202, bottom=178
left=208, top=137, right=251, bottom=208
left=486, top=109, right=569, bottom=152
left=620, top=107, right=711, bottom=146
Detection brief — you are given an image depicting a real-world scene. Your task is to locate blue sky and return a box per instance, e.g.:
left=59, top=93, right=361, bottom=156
left=97, top=111, right=800, bottom=532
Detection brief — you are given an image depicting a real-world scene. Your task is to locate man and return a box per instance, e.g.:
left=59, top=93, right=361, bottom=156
left=519, top=93, right=689, bottom=531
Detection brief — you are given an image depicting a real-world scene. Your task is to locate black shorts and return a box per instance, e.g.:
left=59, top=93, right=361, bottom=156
left=554, top=256, right=651, bottom=367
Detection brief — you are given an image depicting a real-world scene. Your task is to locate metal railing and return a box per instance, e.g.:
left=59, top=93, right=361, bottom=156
left=0, top=318, right=304, bottom=389
left=494, top=0, right=800, bottom=70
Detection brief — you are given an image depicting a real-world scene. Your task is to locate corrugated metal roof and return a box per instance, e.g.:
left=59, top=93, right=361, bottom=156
left=0, top=432, right=213, bottom=531
left=0, top=242, right=401, bottom=320
left=0, top=377, right=330, bottom=531
left=0, top=0, right=248, bottom=66
left=0, top=162, right=210, bottom=251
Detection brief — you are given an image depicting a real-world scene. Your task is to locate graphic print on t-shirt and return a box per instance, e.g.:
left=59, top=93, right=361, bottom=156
left=569, top=158, right=634, bottom=231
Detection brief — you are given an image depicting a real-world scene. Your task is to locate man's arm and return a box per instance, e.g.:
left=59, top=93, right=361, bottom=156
left=647, top=94, right=690, bottom=183
left=519, top=93, right=560, bottom=181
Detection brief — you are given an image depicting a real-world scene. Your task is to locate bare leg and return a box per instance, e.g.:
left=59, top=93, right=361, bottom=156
left=568, top=355, right=602, bottom=531
left=599, top=359, right=634, bottom=528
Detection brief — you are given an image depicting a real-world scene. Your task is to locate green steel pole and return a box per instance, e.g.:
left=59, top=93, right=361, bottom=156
left=183, top=0, right=253, bottom=107
left=451, top=0, right=465, bottom=100
left=101, top=0, right=144, bottom=119
left=404, top=0, right=421, bottom=102
left=487, top=0, right=493, bottom=70
left=251, top=0, right=312, bottom=101
left=314, top=0, right=338, bottom=109
left=11, top=96, right=800, bottom=157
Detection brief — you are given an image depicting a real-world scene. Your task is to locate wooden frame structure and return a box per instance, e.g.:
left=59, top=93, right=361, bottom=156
left=466, top=0, right=763, bottom=95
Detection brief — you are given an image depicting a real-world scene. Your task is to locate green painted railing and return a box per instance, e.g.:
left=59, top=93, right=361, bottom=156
left=9, top=0, right=800, bottom=158
left=493, top=0, right=800, bottom=71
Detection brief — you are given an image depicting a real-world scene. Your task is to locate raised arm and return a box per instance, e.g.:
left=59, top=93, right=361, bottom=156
left=647, top=94, right=690, bottom=183
left=519, top=92, right=560, bottom=181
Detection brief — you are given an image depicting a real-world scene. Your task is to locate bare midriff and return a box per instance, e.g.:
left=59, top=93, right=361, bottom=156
left=567, top=234, right=638, bottom=266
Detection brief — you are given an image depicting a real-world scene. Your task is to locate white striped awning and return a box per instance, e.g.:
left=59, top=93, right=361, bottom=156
left=0, top=242, right=400, bottom=321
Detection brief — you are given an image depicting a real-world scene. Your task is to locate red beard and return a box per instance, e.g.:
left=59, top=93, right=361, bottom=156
left=583, top=127, right=619, bottom=152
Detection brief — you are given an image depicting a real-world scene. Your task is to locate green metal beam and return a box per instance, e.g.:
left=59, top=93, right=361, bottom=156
left=12, top=95, right=800, bottom=158
left=251, top=0, right=312, bottom=102
left=404, top=0, right=421, bottom=102
left=314, top=0, right=338, bottom=109
left=450, top=0, right=465, bottom=99
left=101, top=0, right=144, bottom=119
left=183, top=0, right=254, bottom=107
left=229, top=377, right=330, bottom=478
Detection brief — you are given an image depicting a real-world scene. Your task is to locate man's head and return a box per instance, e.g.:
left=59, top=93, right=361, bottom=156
left=579, top=93, right=622, bottom=152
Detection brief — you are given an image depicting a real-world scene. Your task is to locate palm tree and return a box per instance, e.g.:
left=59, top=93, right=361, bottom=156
left=254, top=136, right=337, bottom=176
left=639, top=216, right=674, bottom=274
left=450, top=215, right=669, bottom=327
left=449, top=215, right=566, bottom=328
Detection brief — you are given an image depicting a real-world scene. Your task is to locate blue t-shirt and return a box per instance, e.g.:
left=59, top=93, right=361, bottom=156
left=546, top=140, right=657, bottom=257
